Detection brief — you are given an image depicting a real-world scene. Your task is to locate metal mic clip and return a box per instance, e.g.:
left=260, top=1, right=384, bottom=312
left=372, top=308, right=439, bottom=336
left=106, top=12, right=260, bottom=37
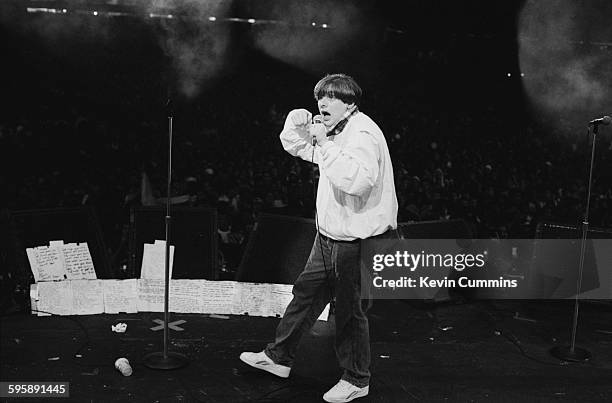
left=312, top=115, right=324, bottom=145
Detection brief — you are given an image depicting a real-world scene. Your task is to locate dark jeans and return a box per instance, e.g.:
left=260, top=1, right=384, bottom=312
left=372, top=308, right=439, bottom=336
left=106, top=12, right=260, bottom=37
left=265, top=233, right=371, bottom=387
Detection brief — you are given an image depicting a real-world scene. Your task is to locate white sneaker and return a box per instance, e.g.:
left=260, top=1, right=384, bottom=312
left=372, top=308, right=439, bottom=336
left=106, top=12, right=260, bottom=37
left=239, top=351, right=291, bottom=378
left=323, top=379, right=369, bottom=403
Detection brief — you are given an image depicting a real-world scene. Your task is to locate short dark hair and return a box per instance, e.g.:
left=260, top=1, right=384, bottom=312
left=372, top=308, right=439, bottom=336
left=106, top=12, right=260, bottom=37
left=313, top=74, right=362, bottom=106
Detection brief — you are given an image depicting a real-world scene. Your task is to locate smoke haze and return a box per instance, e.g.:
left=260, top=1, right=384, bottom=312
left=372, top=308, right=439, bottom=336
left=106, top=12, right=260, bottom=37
left=251, top=0, right=369, bottom=73
left=518, top=0, right=612, bottom=129
left=141, top=0, right=233, bottom=98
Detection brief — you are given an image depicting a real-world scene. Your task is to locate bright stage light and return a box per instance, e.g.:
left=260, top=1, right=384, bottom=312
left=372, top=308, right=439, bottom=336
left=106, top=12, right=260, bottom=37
left=27, top=7, right=62, bottom=14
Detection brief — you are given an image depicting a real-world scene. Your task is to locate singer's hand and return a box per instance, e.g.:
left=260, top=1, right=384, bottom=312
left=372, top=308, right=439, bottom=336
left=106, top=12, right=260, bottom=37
left=288, top=109, right=312, bottom=127
left=310, top=123, right=328, bottom=146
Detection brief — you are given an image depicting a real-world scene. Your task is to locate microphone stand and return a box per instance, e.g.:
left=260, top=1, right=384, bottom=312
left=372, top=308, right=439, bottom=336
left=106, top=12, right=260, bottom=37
left=143, top=95, right=189, bottom=370
left=549, top=122, right=602, bottom=362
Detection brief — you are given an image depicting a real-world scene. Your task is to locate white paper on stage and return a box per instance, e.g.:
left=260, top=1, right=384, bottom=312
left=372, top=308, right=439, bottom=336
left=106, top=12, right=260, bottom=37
left=63, top=243, right=97, bottom=280
left=169, top=279, right=203, bottom=313
left=72, top=280, right=104, bottom=315
left=269, top=284, right=294, bottom=317
left=37, top=281, right=73, bottom=316
left=232, top=282, right=273, bottom=317
left=201, top=280, right=235, bottom=315
left=138, top=278, right=165, bottom=312
left=26, top=241, right=96, bottom=282
left=263, top=283, right=328, bottom=320
left=103, top=279, right=138, bottom=313
left=30, top=278, right=329, bottom=320
left=30, top=284, right=39, bottom=315
left=318, top=303, right=330, bottom=321
left=26, top=246, right=66, bottom=282
left=26, top=248, right=41, bottom=282
left=140, top=240, right=175, bottom=280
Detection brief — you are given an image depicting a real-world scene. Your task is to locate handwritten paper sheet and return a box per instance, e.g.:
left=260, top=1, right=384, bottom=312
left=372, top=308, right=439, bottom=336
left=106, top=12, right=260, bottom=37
left=26, top=246, right=66, bottom=282
left=103, top=279, right=138, bottom=313
left=30, top=279, right=328, bottom=320
left=169, top=280, right=203, bottom=313
left=138, top=279, right=165, bottom=312
left=72, top=280, right=104, bottom=315
left=26, top=249, right=41, bottom=282
left=232, top=282, right=272, bottom=317
left=26, top=241, right=96, bottom=282
left=140, top=241, right=175, bottom=280
left=201, top=280, right=235, bottom=315
left=37, top=281, right=73, bottom=316
left=63, top=243, right=96, bottom=280
left=269, top=284, right=294, bottom=317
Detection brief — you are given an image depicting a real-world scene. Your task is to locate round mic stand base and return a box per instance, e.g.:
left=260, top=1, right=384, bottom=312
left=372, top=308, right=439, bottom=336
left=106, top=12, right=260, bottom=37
left=550, top=345, right=591, bottom=362
left=143, top=351, right=189, bottom=370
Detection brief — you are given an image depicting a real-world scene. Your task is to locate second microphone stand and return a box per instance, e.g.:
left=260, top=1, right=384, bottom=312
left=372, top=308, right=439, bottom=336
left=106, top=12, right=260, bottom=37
left=549, top=122, right=603, bottom=362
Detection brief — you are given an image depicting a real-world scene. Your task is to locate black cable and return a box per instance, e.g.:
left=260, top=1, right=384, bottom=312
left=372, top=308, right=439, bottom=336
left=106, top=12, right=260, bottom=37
left=312, top=138, right=335, bottom=315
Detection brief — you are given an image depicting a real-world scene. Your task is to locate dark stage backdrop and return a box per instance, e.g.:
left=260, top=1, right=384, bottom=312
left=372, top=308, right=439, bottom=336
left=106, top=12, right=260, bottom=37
left=128, top=206, right=218, bottom=280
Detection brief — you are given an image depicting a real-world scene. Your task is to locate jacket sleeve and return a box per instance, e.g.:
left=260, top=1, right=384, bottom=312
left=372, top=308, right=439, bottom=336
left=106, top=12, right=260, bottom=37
left=318, top=130, right=380, bottom=196
left=279, top=109, right=320, bottom=164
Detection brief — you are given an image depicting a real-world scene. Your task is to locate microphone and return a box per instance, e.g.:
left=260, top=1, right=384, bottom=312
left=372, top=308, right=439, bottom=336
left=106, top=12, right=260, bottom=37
left=588, top=116, right=611, bottom=126
left=311, top=115, right=324, bottom=145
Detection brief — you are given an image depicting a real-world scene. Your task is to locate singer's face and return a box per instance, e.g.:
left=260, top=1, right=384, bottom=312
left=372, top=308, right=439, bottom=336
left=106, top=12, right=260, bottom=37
left=317, top=96, right=352, bottom=128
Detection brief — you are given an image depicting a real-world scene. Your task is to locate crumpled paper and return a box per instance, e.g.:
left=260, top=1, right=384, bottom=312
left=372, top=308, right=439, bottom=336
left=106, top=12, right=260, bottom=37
left=112, top=323, right=127, bottom=333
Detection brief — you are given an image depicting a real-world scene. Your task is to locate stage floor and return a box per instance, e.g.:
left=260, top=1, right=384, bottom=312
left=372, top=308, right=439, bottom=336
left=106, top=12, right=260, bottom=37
left=1, top=300, right=611, bottom=402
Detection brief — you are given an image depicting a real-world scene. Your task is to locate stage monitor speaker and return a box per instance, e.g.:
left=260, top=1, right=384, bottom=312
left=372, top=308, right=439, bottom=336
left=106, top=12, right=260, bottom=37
left=237, top=214, right=316, bottom=284
left=8, top=207, right=111, bottom=281
left=396, top=219, right=473, bottom=301
left=529, top=222, right=612, bottom=299
left=128, top=206, right=217, bottom=280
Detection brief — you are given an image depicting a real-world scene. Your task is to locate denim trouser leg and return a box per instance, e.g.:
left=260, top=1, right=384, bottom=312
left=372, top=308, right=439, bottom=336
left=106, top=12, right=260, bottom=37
left=265, top=234, right=332, bottom=366
left=334, top=241, right=370, bottom=388
left=265, top=234, right=371, bottom=387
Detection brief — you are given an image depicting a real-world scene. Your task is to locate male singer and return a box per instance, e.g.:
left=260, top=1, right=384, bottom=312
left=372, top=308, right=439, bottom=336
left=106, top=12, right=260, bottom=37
left=240, top=74, right=398, bottom=403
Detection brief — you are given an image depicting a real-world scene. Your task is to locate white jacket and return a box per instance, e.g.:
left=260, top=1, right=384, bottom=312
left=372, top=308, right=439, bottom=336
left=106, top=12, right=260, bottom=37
left=280, top=110, right=398, bottom=240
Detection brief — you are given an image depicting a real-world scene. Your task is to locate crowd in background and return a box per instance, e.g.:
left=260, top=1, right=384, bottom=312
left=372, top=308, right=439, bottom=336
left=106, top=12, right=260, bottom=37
left=2, top=82, right=611, bottom=278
